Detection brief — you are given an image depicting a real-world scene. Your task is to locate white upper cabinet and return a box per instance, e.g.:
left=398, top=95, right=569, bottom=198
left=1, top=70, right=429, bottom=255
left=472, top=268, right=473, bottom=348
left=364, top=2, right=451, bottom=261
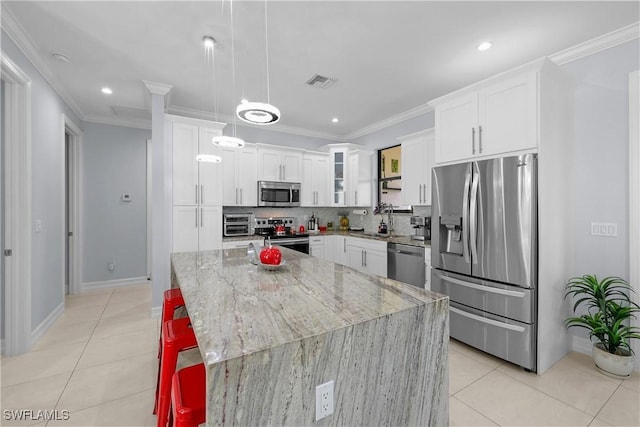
left=348, top=150, right=373, bottom=207
left=433, top=71, right=537, bottom=164
left=329, top=146, right=373, bottom=207
left=222, top=145, right=258, bottom=206
left=257, top=146, right=303, bottom=182
left=302, top=152, right=330, bottom=207
left=171, top=121, right=223, bottom=206
left=400, top=129, right=434, bottom=206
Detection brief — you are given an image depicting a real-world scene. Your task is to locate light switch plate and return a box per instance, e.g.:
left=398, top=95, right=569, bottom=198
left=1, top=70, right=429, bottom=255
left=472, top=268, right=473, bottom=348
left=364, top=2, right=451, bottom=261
left=591, top=222, right=617, bottom=237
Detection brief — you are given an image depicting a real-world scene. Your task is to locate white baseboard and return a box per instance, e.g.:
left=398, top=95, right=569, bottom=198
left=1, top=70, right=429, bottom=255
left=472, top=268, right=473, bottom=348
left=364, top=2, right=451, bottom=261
left=30, top=302, right=64, bottom=347
left=571, top=335, right=593, bottom=356
left=151, top=305, right=162, bottom=319
left=81, top=276, right=149, bottom=292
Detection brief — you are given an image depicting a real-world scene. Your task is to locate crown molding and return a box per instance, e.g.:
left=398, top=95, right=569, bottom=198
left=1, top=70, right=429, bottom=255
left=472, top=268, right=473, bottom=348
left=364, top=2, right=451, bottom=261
left=345, top=102, right=434, bottom=141
left=1, top=4, right=86, bottom=121
left=549, top=21, right=639, bottom=65
left=82, top=113, right=151, bottom=131
left=143, top=80, right=173, bottom=96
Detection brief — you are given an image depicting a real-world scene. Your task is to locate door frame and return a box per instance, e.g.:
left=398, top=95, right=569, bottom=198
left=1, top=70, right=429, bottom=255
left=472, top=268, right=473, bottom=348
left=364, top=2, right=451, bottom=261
left=62, top=114, right=83, bottom=295
left=629, top=69, right=639, bottom=369
left=1, top=52, right=32, bottom=356
left=146, top=139, right=152, bottom=280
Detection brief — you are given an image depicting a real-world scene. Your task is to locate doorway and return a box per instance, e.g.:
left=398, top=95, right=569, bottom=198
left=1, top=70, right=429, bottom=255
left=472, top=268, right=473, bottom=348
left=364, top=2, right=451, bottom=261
left=63, top=115, right=82, bottom=296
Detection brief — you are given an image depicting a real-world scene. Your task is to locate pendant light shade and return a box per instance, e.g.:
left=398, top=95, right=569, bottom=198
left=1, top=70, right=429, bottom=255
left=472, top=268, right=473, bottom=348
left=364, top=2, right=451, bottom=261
left=211, top=135, right=245, bottom=148
left=236, top=101, right=280, bottom=125
left=196, top=154, right=222, bottom=163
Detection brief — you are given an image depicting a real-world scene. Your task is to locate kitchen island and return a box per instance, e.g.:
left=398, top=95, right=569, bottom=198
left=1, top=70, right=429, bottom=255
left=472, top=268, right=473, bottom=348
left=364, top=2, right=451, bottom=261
left=171, top=247, right=448, bottom=426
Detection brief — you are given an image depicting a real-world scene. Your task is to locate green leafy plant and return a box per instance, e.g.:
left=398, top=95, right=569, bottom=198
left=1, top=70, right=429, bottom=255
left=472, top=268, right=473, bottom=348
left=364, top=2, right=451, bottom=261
left=565, top=275, right=640, bottom=355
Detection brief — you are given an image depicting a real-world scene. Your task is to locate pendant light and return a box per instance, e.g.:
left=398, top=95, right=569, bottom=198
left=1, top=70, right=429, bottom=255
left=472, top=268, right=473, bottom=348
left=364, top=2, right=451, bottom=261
left=213, top=0, right=246, bottom=148
left=236, top=0, right=280, bottom=125
left=199, top=35, right=224, bottom=162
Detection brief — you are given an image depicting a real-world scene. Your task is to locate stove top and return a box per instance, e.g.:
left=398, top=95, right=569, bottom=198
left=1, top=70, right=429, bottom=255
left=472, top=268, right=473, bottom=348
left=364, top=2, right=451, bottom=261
left=267, top=233, right=309, bottom=239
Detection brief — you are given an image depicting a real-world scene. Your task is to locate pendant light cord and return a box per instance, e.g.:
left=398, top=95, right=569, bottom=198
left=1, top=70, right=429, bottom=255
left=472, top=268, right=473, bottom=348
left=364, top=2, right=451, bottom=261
left=230, top=0, right=239, bottom=137
left=264, top=0, right=271, bottom=104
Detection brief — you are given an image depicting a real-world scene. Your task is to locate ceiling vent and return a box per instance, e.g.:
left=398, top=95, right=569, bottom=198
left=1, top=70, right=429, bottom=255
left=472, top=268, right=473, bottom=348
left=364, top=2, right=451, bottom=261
left=305, top=74, right=336, bottom=89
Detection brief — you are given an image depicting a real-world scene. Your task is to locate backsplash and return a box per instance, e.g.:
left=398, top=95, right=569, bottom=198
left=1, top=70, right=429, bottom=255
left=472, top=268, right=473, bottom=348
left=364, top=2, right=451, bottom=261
left=222, top=205, right=431, bottom=236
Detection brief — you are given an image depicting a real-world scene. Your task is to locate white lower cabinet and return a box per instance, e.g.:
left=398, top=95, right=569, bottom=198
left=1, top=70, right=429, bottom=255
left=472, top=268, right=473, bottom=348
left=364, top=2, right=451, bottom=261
left=346, top=237, right=387, bottom=277
left=172, top=206, right=222, bottom=252
left=309, top=236, right=325, bottom=259
left=222, top=239, right=264, bottom=250
left=326, top=235, right=349, bottom=265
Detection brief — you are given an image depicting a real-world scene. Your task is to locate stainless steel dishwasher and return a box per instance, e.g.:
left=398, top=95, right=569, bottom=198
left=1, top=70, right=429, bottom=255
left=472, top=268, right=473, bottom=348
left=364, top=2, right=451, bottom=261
left=387, top=243, right=425, bottom=288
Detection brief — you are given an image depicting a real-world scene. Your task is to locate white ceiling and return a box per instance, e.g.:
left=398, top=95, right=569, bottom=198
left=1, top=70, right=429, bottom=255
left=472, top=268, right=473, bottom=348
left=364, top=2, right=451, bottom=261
left=2, top=1, right=639, bottom=140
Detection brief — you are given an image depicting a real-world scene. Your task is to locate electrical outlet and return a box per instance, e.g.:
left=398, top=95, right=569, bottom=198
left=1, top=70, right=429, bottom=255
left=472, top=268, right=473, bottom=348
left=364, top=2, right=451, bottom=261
left=591, top=222, right=617, bottom=237
left=315, top=380, right=334, bottom=421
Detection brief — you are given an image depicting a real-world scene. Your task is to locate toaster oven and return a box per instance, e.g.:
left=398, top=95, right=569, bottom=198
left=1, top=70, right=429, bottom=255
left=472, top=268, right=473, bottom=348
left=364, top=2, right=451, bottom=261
left=223, top=213, right=254, bottom=237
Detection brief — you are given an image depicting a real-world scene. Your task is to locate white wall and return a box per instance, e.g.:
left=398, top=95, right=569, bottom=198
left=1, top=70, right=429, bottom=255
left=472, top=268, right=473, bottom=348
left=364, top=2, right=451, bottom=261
left=82, top=122, right=151, bottom=284
left=1, top=30, right=83, bottom=331
left=560, top=39, right=639, bottom=344
left=1, top=78, right=5, bottom=341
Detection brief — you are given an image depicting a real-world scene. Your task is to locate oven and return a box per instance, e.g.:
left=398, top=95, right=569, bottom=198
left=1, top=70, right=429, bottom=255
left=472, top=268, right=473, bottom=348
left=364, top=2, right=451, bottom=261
left=223, top=213, right=254, bottom=237
left=266, top=236, right=310, bottom=255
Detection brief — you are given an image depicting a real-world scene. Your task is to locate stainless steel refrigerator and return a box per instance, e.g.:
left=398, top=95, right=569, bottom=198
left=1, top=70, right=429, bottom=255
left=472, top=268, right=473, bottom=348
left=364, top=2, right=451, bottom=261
left=431, top=154, right=537, bottom=371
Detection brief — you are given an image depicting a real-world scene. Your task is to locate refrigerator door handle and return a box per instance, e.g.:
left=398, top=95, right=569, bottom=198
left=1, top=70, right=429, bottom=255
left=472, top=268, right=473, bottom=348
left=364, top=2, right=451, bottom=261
left=450, top=307, right=526, bottom=332
left=469, top=162, right=480, bottom=264
left=462, top=165, right=472, bottom=263
left=440, top=274, right=527, bottom=297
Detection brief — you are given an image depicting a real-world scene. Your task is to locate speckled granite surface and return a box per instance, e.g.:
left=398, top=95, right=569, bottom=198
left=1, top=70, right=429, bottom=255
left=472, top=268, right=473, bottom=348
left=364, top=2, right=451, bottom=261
left=171, top=247, right=448, bottom=426
left=223, top=232, right=431, bottom=248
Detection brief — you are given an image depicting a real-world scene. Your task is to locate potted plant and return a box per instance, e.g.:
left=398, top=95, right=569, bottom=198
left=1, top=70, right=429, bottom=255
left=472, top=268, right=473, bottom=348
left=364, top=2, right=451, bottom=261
left=565, top=275, right=640, bottom=377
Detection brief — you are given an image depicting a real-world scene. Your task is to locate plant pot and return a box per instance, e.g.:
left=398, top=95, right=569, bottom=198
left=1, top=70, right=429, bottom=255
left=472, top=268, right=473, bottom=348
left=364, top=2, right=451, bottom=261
left=592, top=343, right=635, bottom=378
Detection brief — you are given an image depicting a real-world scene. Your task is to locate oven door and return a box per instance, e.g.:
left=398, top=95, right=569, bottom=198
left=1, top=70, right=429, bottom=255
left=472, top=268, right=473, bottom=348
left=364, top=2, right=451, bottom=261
left=267, top=237, right=309, bottom=254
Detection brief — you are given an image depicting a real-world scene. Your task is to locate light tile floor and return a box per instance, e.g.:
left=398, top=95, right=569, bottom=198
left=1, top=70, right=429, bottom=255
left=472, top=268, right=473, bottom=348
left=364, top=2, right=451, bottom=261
left=1, top=283, right=639, bottom=426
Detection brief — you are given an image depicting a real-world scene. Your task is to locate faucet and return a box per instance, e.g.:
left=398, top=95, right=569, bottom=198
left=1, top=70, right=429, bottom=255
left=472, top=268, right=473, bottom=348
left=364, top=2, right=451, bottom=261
left=387, top=204, right=394, bottom=232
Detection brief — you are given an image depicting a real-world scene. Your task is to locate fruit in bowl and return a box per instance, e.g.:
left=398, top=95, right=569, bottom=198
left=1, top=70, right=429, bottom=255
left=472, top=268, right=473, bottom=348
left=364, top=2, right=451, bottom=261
left=260, top=246, right=282, bottom=265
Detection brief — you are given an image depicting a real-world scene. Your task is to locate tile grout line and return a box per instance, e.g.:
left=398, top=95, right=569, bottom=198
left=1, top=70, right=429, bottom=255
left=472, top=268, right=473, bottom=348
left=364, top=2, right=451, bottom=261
left=451, top=395, right=503, bottom=427
left=46, top=289, right=116, bottom=426
left=591, top=381, right=624, bottom=425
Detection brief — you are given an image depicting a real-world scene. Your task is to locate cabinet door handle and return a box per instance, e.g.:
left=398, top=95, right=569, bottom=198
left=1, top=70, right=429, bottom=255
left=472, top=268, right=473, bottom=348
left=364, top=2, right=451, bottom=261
left=471, top=127, right=476, bottom=155
left=195, top=184, right=199, bottom=204
left=240, top=188, right=243, bottom=205
left=355, top=190, right=358, bottom=205
left=283, top=165, right=286, bottom=180
left=195, top=207, right=198, bottom=228
left=364, top=250, right=367, bottom=267
left=344, top=238, right=347, bottom=253
left=424, top=183, right=427, bottom=202
left=419, top=184, right=423, bottom=204
left=478, top=125, right=483, bottom=153
left=361, top=250, right=364, bottom=267
left=200, top=185, right=204, bottom=205
left=200, top=208, right=204, bottom=227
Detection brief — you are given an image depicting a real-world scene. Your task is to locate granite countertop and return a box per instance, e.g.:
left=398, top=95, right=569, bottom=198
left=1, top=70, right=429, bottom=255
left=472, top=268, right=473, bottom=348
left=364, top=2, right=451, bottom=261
left=223, top=232, right=431, bottom=247
left=171, top=247, right=445, bottom=367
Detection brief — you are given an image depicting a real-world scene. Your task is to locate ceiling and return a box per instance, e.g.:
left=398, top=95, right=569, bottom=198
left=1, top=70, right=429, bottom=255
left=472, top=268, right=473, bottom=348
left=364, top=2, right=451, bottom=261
left=2, top=1, right=639, bottom=140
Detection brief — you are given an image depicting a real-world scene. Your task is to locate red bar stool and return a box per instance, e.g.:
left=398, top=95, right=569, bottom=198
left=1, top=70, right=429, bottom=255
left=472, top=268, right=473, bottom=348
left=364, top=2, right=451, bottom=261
left=170, top=363, right=206, bottom=427
left=158, top=289, right=186, bottom=357
left=155, top=317, right=198, bottom=427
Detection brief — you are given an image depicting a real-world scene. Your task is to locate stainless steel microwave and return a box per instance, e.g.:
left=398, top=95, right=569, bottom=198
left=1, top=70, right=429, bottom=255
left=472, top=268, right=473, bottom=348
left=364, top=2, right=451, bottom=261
left=258, top=181, right=301, bottom=207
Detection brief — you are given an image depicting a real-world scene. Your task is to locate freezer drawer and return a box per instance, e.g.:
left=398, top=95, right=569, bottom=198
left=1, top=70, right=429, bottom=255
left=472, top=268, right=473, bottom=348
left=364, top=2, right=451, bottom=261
left=450, top=301, right=536, bottom=371
left=432, top=269, right=534, bottom=323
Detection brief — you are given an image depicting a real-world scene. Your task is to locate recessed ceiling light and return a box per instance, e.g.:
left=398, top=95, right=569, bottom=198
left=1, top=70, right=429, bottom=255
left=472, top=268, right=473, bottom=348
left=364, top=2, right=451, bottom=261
left=477, top=41, right=492, bottom=51
left=101, top=87, right=113, bottom=95
left=332, top=117, right=339, bottom=123
left=240, top=98, right=249, bottom=104
left=202, top=35, right=216, bottom=49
